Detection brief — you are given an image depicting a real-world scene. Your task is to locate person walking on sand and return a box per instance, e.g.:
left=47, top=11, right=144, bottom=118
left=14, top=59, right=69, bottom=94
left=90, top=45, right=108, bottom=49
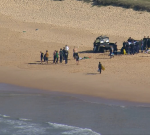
left=45, top=50, right=49, bottom=64
left=98, top=62, right=102, bottom=74
left=40, top=51, right=44, bottom=64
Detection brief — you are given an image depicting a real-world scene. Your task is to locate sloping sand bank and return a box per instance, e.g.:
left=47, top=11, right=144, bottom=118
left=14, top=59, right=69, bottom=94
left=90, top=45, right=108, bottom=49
left=0, top=0, right=150, bottom=103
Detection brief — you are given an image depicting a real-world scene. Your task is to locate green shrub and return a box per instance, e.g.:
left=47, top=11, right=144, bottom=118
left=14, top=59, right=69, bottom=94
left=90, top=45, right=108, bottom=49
left=80, top=0, right=150, bottom=12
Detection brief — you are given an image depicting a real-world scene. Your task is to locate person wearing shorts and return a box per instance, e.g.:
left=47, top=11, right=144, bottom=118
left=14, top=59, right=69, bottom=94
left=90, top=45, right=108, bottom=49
left=45, top=50, right=49, bottom=64
left=75, top=53, right=79, bottom=65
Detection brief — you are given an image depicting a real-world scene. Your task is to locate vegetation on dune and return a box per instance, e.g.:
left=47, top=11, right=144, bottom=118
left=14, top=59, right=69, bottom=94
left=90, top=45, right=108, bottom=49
left=80, top=0, right=150, bottom=12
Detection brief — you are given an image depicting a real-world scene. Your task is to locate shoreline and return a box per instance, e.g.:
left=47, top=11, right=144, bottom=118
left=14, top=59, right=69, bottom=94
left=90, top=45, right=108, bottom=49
left=0, top=66, right=150, bottom=104
left=1, top=82, right=150, bottom=107
left=0, top=0, right=150, bottom=104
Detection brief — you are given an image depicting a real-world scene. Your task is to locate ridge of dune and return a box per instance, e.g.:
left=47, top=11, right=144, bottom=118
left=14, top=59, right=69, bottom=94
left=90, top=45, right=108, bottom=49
left=0, top=0, right=150, bottom=39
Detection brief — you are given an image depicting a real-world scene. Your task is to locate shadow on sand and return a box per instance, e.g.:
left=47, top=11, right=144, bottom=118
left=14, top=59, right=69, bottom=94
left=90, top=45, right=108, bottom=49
left=28, top=63, right=41, bottom=65
left=96, top=57, right=110, bottom=59
left=139, top=55, right=150, bottom=57
left=86, top=73, right=99, bottom=75
left=28, top=62, right=56, bottom=65
left=79, top=50, right=95, bottom=53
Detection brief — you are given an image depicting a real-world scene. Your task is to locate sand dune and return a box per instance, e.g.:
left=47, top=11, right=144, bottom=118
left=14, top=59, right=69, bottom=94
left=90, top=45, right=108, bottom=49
left=0, top=0, right=150, bottom=103
left=1, top=0, right=150, bottom=39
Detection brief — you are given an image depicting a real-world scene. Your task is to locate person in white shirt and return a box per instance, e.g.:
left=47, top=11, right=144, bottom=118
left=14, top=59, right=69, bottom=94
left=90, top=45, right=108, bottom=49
left=65, top=45, right=69, bottom=51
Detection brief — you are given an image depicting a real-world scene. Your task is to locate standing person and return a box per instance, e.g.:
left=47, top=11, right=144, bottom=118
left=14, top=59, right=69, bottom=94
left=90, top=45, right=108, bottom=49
left=128, top=43, right=131, bottom=55
left=143, top=36, right=147, bottom=51
left=53, top=50, right=56, bottom=63
left=65, top=45, right=69, bottom=51
left=125, top=42, right=129, bottom=54
left=64, top=50, right=69, bottom=64
left=73, top=46, right=75, bottom=59
left=135, top=41, right=139, bottom=53
left=55, top=51, right=59, bottom=64
left=123, top=41, right=126, bottom=48
left=73, top=46, right=78, bottom=59
left=45, top=50, right=49, bottom=64
left=114, top=42, right=118, bottom=55
left=109, top=46, right=114, bottom=59
left=44, top=53, right=46, bottom=62
left=98, top=62, right=102, bottom=74
left=146, top=36, right=149, bottom=50
left=59, top=48, right=63, bottom=63
left=141, top=39, right=144, bottom=53
left=130, top=41, right=134, bottom=55
left=63, top=47, right=66, bottom=60
left=147, top=36, right=150, bottom=49
left=40, top=51, right=44, bottom=64
left=75, top=53, right=79, bottom=65
left=128, top=37, right=132, bottom=42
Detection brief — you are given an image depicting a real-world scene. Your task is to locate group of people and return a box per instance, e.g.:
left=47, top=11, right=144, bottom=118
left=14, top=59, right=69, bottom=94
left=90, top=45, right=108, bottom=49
left=38, top=36, right=150, bottom=75
left=121, top=36, right=150, bottom=55
left=53, top=45, right=69, bottom=64
left=40, top=45, right=80, bottom=65
left=40, top=50, right=49, bottom=64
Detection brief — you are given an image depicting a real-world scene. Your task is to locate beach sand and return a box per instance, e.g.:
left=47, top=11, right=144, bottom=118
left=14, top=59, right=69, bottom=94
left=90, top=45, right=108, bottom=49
left=0, top=0, right=150, bottom=103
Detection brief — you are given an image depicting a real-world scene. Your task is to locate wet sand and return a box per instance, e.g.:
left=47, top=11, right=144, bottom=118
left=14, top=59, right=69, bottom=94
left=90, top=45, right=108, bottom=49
left=0, top=0, right=150, bottom=103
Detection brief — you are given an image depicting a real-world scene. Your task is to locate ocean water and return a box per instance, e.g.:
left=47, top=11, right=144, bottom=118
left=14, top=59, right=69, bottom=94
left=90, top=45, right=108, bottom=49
left=0, top=83, right=150, bottom=135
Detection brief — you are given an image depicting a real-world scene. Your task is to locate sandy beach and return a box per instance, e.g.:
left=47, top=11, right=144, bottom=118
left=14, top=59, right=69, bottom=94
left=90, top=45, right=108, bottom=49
left=0, top=0, right=150, bottom=103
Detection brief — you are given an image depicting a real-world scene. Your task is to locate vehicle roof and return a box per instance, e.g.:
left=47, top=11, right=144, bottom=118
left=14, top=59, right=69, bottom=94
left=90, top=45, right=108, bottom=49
left=97, top=36, right=109, bottom=39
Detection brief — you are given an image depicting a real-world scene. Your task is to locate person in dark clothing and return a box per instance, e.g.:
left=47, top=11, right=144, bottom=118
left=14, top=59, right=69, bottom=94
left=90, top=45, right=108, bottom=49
left=44, top=54, right=46, bottom=62
left=130, top=41, right=134, bottom=55
left=128, top=37, right=132, bottom=42
left=143, top=36, right=147, bottom=50
left=114, top=42, right=118, bottom=55
left=135, top=41, right=139, bottom=53
left=59, top=48, right=63, bottom=63
left=109, top=46, right=112, bottom=57
left=125, top=42, right=129, bottom=54
left=98, top=62, right=102, bottom=74
left=147, top=36, right=150, bottom=49
left=53, top=50, right=56, bottom=63
left=64, top=50, right=68, bottom=64
left=123, top=41, right=126, bottom=48
left=62, top=47, right=66, bottom=60
left=75, top=53, right=79, bottom=65
left=40, top=51, right=44, bottom=64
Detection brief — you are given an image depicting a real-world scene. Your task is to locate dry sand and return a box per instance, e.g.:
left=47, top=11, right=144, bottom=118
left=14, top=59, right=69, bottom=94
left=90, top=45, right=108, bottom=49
left=0, top=0, right=150, bottom=103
